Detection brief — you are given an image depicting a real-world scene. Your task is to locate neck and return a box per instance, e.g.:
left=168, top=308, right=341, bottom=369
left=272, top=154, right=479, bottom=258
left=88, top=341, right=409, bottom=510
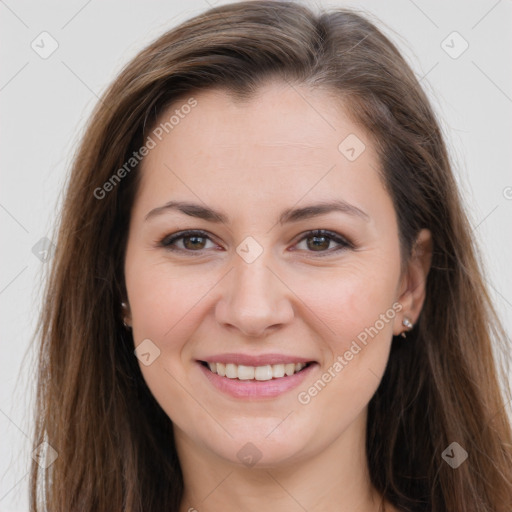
left=176, top=409, right=386, bottom=512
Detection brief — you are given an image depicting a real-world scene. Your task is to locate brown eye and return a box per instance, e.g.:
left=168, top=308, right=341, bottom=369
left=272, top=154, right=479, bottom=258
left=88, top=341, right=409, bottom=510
left=182, top=234, right=207, bottom=250
left=294, top=230, right=352, bottom=255
left=306, top=234, right=331, bottom=251
left=161, top=230, right=216, bottom=252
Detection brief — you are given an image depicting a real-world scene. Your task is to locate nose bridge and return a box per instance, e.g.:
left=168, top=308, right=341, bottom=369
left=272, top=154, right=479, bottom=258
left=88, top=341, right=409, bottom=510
left=215, top=246, right=293, bottom=337
left=233, top=253, right=273, bottom=306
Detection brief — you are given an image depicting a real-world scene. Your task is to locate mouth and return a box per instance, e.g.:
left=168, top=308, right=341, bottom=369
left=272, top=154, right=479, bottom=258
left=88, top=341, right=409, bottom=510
left=200, top=361, right=312, bottom=380
left=197, top=359, right=317, bottom=399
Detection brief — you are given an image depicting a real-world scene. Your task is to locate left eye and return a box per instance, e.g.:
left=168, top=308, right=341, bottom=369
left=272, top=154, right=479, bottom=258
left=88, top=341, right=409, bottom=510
left=294, top=230, right=352, bottom=254
left=159, top=229, right=352, bottom=255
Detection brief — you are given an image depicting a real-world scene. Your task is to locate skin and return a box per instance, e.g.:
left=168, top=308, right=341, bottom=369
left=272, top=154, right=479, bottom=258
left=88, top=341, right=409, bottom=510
left=123, top=81, right=432, bottom=512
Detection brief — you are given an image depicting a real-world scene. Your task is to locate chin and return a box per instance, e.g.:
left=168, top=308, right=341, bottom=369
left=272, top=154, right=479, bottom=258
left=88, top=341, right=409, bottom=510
left=198, top=423, right=314, bottom=469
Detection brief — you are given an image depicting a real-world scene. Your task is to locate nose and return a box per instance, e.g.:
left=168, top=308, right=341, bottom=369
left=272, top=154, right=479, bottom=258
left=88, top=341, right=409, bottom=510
left=215, top=254, right=294, bottom=338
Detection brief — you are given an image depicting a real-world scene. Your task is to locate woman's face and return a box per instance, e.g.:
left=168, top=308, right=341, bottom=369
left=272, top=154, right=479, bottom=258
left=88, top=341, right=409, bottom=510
left=124, top=81, right=430, bottom=467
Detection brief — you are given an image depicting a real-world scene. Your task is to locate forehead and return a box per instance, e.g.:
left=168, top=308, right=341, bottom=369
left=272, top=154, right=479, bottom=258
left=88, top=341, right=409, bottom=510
left=153, top=82, right=364, bottom=152
left=133, top=82, right=388, bottom=223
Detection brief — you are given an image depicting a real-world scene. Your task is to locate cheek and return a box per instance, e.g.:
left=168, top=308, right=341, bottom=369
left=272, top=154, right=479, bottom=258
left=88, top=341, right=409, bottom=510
left=289, top=264, right=399, bottom=422
left=125, top=253, right=216, bottom=342
left=290, top=261, right=400, bottom=427
left=124, top=257, right=216, bottom=428
left=289, top=259, right=400, bottom=353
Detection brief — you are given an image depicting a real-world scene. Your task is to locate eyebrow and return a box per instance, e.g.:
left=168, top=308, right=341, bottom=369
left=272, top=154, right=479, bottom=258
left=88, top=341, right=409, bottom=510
left=145, top=199, right=370, bottom=224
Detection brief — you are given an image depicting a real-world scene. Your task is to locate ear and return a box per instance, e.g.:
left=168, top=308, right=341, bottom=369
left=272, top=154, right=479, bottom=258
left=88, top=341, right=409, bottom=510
left=393, top=229, right=433, bottom=336
left=121, top=300, right=132, bottom=327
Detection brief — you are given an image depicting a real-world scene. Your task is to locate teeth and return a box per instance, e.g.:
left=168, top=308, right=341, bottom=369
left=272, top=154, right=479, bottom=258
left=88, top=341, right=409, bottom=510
left=272, top=364, right=285, bottom=378
left=285, top=363, right=295, bottom=376
left=205, top=362, right=307, bottom=380
left=238, top=365, right=255, bottom=380
left=225, top=363, right=237, bottom=379
left=217, top=362, right=226, bottom=377
left=254, top=365, right=273, bottom=381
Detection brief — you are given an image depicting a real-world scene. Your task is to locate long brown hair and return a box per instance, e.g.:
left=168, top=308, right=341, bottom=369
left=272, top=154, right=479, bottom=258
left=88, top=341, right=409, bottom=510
left=30, top=2, right=512, bottom=510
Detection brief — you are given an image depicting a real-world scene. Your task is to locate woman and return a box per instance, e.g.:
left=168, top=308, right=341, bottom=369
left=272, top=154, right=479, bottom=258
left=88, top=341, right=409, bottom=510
left=30, top=1, right=512, bottom=511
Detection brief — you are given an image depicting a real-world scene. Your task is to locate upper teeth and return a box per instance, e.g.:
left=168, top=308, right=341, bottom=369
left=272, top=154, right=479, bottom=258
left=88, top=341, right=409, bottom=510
left=207, top=362, right=307, bottom=381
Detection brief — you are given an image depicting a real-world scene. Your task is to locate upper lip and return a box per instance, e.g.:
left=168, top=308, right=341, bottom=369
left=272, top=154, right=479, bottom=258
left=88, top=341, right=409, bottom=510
left=199, top=353, right=315, bottom=366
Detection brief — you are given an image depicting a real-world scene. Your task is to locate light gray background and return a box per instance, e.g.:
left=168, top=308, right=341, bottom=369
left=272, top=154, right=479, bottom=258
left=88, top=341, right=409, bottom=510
left=1, top=1, right=511, bottom=510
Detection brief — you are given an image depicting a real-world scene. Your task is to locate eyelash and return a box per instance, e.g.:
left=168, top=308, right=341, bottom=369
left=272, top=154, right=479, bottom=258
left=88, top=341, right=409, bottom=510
left=158, top=229, right=354, bottom=257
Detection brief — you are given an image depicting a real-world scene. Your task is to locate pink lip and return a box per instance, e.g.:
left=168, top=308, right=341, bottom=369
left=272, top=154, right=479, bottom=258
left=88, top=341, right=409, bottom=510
left=199, top=353, right=315, bottom=366
left=197, top=361, right=318, bottom=399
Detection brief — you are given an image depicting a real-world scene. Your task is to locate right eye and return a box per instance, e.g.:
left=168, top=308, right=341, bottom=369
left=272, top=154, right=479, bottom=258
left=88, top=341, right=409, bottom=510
left=159, top=230, right=219, bottom=253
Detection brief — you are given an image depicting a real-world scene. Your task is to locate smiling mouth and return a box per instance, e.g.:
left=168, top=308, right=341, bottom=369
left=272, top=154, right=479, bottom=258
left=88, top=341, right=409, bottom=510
left=200, top=361, right=313, bottom=381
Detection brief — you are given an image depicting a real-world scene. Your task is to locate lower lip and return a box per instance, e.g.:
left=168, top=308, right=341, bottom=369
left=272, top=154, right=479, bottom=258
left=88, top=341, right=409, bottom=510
left=197, top=362, right=317, bottom=399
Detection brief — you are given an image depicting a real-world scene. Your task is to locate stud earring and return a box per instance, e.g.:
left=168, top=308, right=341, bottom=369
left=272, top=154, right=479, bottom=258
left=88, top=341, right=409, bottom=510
left=121, top=301, right=131, bottom=329
left=400, top=317, right=413, bottom=338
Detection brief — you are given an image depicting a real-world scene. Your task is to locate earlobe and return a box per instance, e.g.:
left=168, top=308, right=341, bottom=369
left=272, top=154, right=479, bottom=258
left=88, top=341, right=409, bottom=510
left=394, top=229, right=433, bottom=336
left=121, top=301, right=132, bottom=329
